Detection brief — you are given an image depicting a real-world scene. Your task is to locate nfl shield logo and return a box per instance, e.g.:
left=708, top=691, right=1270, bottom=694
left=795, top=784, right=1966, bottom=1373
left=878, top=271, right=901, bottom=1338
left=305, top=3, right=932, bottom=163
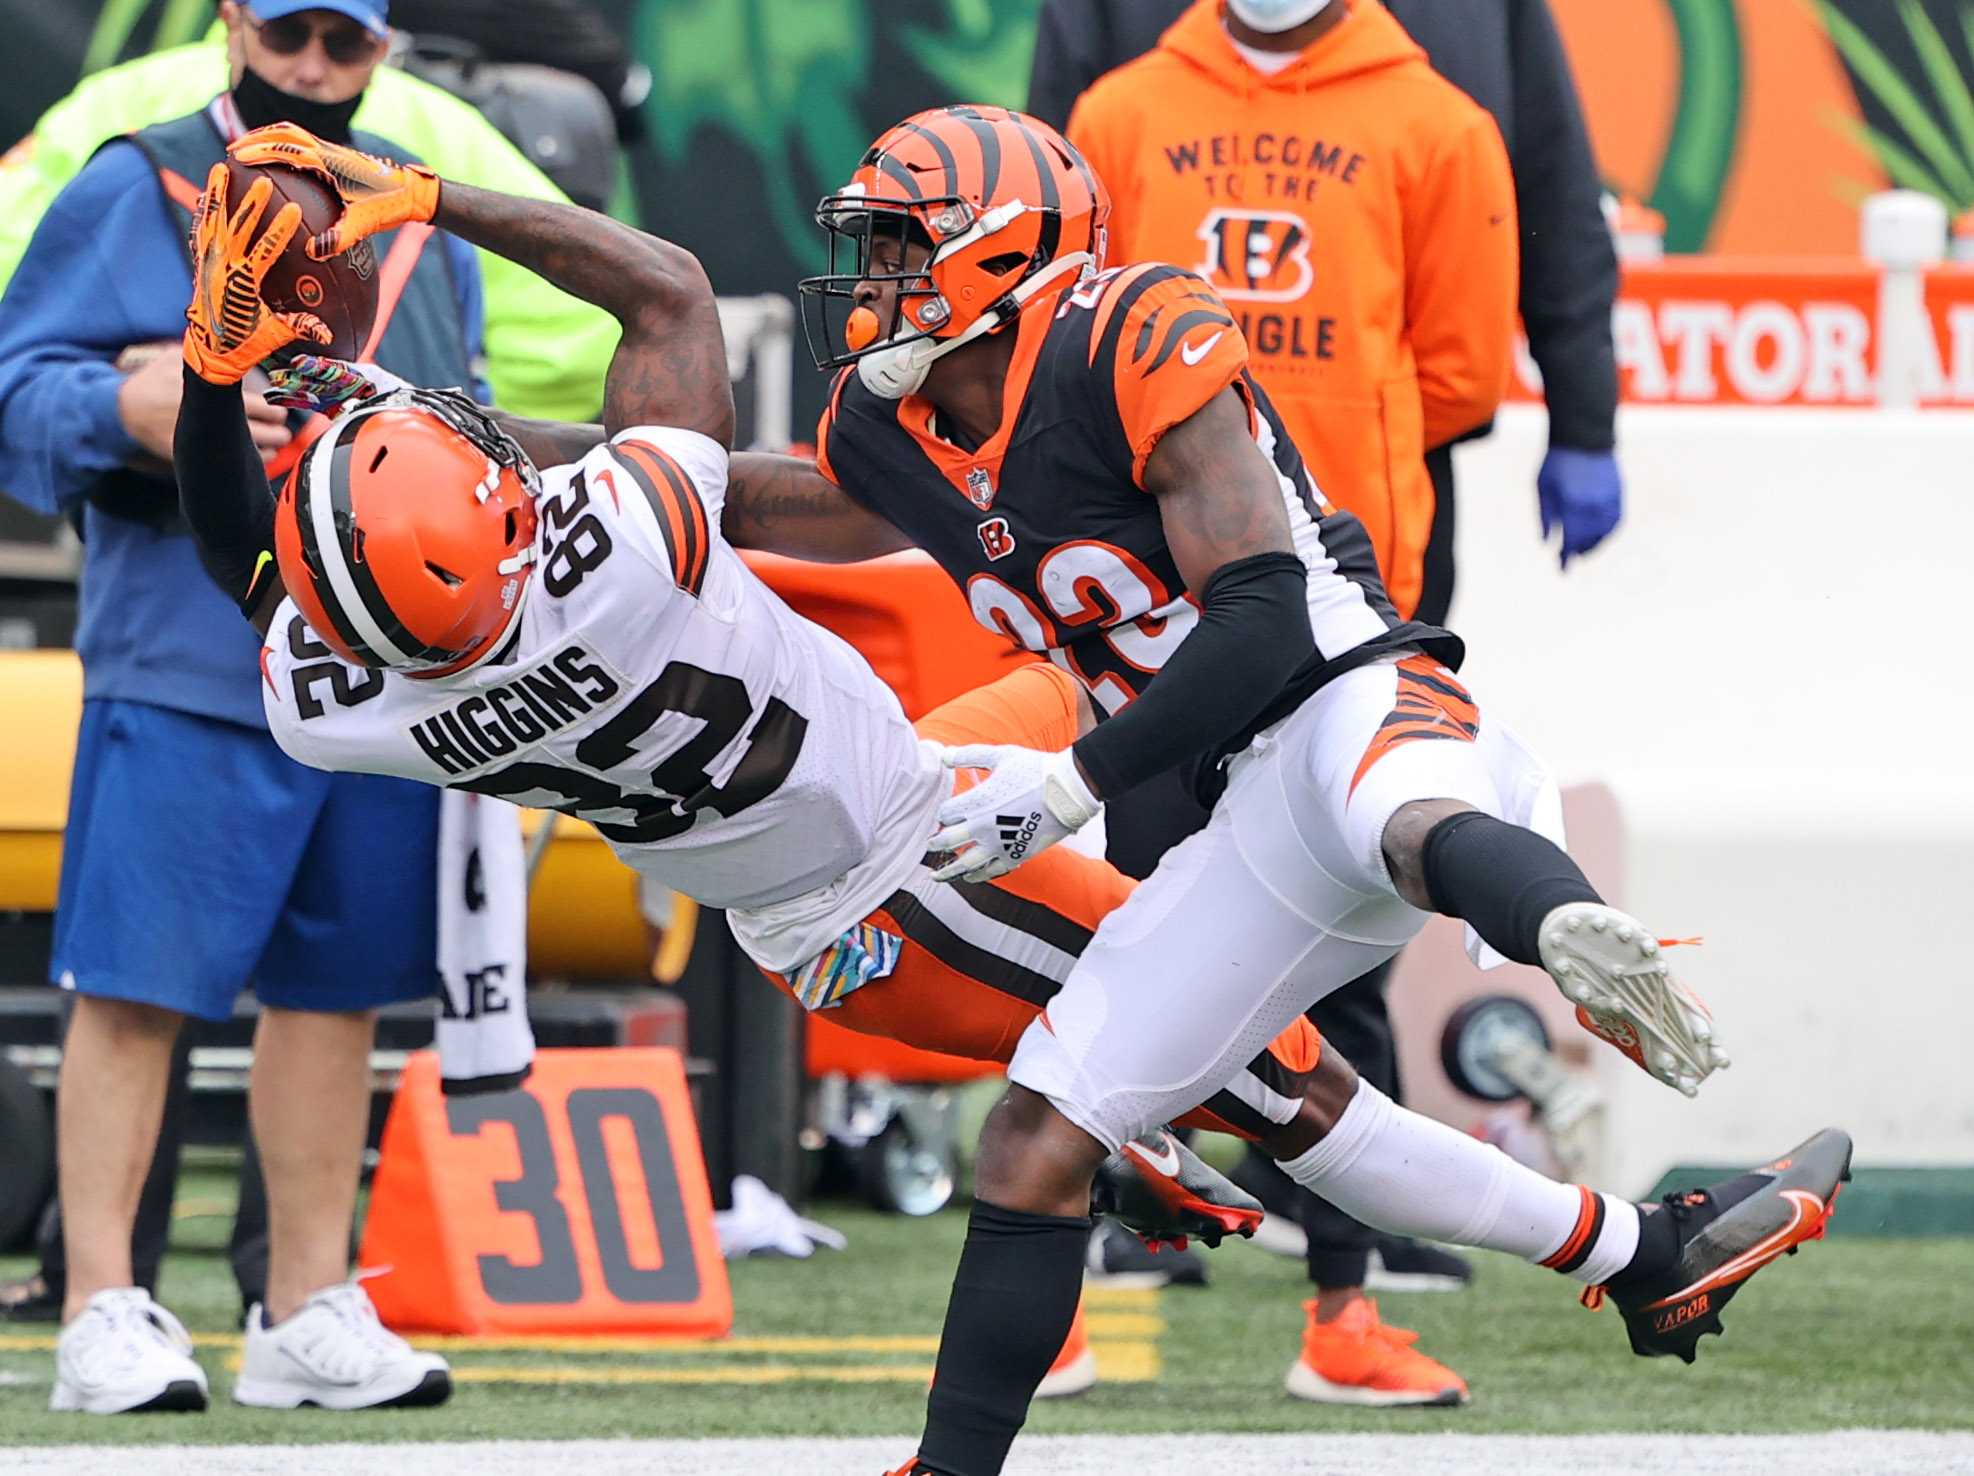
left=965, top=466, right=995, bottom=509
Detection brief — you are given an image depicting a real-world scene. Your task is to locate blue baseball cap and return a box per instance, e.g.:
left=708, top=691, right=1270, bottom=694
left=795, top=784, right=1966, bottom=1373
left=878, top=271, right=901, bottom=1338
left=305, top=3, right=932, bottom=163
left=246, top=0, right=390, bottom=38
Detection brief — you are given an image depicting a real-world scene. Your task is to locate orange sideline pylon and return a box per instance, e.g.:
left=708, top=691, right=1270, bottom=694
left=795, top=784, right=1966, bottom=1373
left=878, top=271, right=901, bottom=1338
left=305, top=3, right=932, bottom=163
left=361, top=1048, right=731, bottom=1337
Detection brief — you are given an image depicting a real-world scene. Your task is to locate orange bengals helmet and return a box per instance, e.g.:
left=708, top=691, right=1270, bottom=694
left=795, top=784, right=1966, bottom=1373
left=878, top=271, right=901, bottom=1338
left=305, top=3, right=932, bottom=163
left=275, top=389, right=541, bottom=677
left=800, top=104, right=1110, bottom=397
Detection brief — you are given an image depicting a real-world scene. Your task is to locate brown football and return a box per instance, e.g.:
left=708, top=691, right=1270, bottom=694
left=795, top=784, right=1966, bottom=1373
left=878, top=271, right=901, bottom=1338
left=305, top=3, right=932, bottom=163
left=223, top=160, right=380, bottom=360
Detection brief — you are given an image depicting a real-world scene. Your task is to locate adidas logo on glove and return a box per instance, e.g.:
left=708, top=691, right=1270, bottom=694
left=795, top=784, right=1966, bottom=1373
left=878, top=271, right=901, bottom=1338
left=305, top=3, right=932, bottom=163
left=997, top=812, right=1044, bottom=861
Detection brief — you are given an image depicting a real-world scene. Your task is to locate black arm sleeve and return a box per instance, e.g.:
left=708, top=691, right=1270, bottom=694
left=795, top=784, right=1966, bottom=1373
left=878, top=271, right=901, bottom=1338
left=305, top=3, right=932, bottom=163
left=174, top=366, right=279, bottom=615
left=1508, top=0, right=1619, bottom=452
left=1070, top=550, right=1313, bottom=800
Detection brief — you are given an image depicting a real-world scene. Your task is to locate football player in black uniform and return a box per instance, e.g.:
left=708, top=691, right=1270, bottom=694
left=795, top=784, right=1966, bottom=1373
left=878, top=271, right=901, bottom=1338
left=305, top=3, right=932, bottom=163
left=699, top=106, right=1844, bottom=1476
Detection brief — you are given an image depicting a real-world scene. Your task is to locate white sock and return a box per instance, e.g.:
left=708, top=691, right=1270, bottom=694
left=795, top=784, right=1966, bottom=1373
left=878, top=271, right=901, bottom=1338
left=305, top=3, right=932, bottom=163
left=1277, top=1079, right=1639, bottom=1286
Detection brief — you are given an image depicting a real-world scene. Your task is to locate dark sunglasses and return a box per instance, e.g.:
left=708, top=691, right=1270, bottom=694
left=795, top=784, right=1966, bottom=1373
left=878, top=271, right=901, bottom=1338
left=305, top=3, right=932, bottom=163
left=249, top=10, right=386, bottom=66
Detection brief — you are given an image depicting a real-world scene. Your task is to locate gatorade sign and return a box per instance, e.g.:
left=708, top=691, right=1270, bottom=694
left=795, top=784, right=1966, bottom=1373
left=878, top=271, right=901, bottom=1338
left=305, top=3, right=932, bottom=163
left=1507, top=260, right=1974, bottom=407
left=361, top=1049, right=731, bottom=1336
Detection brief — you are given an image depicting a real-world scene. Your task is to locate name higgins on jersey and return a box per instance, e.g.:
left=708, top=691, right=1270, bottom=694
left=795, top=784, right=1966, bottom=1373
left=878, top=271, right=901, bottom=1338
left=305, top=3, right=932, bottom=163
left=406, top=642, right=621, bottom=775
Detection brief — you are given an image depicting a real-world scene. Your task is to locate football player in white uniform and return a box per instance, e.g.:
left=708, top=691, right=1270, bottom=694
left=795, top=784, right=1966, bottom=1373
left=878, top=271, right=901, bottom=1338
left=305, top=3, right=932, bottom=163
left=171, top=124, right=1846, bottom=1456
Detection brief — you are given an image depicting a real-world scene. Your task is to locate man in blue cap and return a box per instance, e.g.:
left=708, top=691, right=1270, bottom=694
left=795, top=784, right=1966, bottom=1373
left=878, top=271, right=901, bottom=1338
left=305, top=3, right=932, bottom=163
left=0, top=1, right=465, bottom=1414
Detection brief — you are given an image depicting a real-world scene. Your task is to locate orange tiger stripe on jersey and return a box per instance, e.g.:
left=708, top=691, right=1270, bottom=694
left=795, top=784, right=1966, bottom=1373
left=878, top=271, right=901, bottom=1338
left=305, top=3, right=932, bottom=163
left=813, top=367, right=855, bottom=485
left=1083, top=262, right=1166, bottom=369
left=612, top=439, right=709, bottom=595
left=1107, top=273, right=1247, bottom=484
left=1349, top=654, right=1481, bottom=796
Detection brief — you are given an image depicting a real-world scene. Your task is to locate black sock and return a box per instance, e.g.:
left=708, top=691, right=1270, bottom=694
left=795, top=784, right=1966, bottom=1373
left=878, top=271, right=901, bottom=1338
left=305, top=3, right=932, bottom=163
left=916, top=1199, right=1092, bottom=1476
left=1606, top=1201, right=1681, bottom=1289
left=1419, top=811, right=1601, bottom=966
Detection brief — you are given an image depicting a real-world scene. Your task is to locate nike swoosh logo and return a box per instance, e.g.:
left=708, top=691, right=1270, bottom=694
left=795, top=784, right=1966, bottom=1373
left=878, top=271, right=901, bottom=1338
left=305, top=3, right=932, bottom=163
left=1127, top=1136, right=1184, bottom=1178
left=1489, top=212, right=1510, bottom=226
left=1646, top=1189, right=1826, bottom=1306
left=1179, top=331, right=1224, bottom=367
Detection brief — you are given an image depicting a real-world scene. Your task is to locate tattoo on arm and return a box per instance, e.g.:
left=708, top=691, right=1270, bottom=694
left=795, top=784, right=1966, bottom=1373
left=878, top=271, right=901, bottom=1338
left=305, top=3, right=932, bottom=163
left=434, top=181, right=735, bottom=448
left=492, top=412, right=607, bottom=470
left=1144, top=387, right=1295, bottom=595
left=725, top=453, right=915, bottom=562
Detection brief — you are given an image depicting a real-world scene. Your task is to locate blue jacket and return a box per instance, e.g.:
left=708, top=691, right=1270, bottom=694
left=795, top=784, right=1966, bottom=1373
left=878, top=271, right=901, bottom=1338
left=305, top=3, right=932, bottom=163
left=0, top=135, right=484, bottom=729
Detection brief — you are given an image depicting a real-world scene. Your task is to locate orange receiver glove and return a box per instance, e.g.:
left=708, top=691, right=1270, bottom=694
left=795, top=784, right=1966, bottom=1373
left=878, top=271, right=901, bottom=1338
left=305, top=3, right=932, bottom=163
left=229, top=122, right=441, bottom=260
left=183, top=163, right=331, bottom=386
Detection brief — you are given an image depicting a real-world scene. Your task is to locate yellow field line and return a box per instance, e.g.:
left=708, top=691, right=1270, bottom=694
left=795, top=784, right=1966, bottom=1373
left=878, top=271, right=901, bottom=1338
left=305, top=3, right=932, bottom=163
left=1083, top=1313, right=1163, bottom=1340
left=0, top=1299, right=1164, bottom=1386
left=0, top=1334, right=941, bottom=1355
left=1081, top=1285, right=1160, bottom=1310
left=453, top=1363, right=936, bottom=1386
left=1090, top=1340, right=1161, bottom=1382
left=419, top=1334, right=942, bottom=1355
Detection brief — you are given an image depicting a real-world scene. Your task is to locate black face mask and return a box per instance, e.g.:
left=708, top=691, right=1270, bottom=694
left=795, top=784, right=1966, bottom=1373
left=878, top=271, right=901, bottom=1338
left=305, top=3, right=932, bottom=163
left=231, top=65, right=363, bottom=144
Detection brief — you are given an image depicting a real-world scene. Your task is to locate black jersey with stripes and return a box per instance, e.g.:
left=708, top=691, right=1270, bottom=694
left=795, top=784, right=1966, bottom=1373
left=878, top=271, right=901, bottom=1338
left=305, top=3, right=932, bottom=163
left=258, top=424, right=950, bottom=975
left=816, top=263, right=1462, bottom=790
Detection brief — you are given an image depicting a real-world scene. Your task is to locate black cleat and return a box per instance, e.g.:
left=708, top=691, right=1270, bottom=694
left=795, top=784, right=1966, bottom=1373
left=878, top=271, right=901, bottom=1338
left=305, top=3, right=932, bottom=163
left=1090, top=1127, right=1263, bottom=1249
left=1594, top=1127, right=1851, bottom=1363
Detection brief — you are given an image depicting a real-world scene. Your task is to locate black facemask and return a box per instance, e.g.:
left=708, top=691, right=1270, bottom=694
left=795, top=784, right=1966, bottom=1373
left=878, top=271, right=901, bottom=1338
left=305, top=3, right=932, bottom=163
left=231, top=65, right=363, bottom=144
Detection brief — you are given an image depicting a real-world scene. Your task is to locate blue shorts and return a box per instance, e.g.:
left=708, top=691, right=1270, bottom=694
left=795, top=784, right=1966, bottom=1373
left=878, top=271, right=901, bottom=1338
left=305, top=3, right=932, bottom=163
left=51, top=699, right=440, bottom=1021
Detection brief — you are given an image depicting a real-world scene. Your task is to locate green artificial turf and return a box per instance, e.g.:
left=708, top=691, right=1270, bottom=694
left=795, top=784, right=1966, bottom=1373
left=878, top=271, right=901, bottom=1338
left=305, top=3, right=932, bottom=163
left=1, top=1176, right=1969, bottom=1446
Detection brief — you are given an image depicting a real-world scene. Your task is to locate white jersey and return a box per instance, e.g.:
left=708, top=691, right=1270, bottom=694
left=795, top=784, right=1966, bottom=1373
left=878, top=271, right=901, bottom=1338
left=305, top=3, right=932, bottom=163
left=261, top=425, right=945, bottom=974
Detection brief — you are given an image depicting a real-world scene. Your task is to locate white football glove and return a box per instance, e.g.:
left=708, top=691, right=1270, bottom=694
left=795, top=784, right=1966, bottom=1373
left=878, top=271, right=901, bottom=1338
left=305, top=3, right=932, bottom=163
left=929, top=744, right=1102, bottom=883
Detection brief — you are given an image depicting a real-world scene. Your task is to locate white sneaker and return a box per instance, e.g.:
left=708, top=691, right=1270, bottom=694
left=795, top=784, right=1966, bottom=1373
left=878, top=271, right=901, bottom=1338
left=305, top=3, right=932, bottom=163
left=233, top=1282, right=451, bottom=1410
left=50, top=1288, right=208, bottom=1414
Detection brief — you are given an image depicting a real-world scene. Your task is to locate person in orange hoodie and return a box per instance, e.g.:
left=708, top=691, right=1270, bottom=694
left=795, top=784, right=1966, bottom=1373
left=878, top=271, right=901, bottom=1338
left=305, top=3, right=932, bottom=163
left=1068, top=0, right=1518, bottom=626
left=1065, top=0, right=1520, bottom=1408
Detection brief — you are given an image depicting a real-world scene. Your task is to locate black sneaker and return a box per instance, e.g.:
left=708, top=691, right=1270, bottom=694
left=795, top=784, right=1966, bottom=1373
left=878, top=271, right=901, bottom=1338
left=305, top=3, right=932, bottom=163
left=1367, top=1237, right=1474, bottom=1293
left=1085, top=1216, right=1210, bottom=1287
left=1090, top=1128, right=1262, bottom=1249
left=0, top=1273, right=62, bottom=1324
left=1594, top=1127, right=1851, bottom=1363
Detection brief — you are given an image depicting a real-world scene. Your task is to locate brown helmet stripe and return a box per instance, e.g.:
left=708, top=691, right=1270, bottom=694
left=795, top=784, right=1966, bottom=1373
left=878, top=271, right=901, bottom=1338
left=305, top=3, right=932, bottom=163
left=325, top=429, right=472, bottom=665
left=293, top=428, right=385, bottom=666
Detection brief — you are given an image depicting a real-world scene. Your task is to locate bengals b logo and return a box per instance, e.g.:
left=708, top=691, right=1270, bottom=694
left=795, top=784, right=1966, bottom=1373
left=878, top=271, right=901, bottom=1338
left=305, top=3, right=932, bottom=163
left=977, top=517, right=1016, bottom=561
left=1195, top=210, right=1313, bottom=303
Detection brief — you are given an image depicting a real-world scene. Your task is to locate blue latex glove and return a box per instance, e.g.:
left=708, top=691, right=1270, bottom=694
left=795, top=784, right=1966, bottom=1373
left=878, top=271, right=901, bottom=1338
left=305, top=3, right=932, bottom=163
left=1537, top=447, right=1623, bottom=568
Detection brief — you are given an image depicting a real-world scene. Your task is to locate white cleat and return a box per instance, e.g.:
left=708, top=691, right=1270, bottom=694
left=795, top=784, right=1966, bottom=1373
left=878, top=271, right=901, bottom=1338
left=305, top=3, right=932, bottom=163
left=233, top=1282, right=450, bottom=1410
left=1537, top=902, right=1729, bottom=1096
left=50, top=1288, right=208, bottom=1414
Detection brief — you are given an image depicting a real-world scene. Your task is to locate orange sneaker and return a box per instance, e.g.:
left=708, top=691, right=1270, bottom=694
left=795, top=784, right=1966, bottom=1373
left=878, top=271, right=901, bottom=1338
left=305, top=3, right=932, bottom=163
left=1283, top=1296, right=1468, bottom=1406
left=1034, top=1300, right=1097, bottom=1398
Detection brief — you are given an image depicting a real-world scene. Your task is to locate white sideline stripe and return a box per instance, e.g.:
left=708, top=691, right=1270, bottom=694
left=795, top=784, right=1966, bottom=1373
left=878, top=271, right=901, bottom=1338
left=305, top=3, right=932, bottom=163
left=7, top=1433, right=1971, bottom=1476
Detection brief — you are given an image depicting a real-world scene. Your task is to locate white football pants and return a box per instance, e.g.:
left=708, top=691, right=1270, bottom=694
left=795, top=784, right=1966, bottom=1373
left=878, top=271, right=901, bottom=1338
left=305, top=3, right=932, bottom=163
left=1007, top=654, right=1562, bottom=1150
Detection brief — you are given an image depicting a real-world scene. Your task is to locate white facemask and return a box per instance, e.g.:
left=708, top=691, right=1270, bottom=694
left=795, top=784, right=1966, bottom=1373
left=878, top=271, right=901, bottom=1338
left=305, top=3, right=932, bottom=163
left=1225, top=0, right=1335, bottom=33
